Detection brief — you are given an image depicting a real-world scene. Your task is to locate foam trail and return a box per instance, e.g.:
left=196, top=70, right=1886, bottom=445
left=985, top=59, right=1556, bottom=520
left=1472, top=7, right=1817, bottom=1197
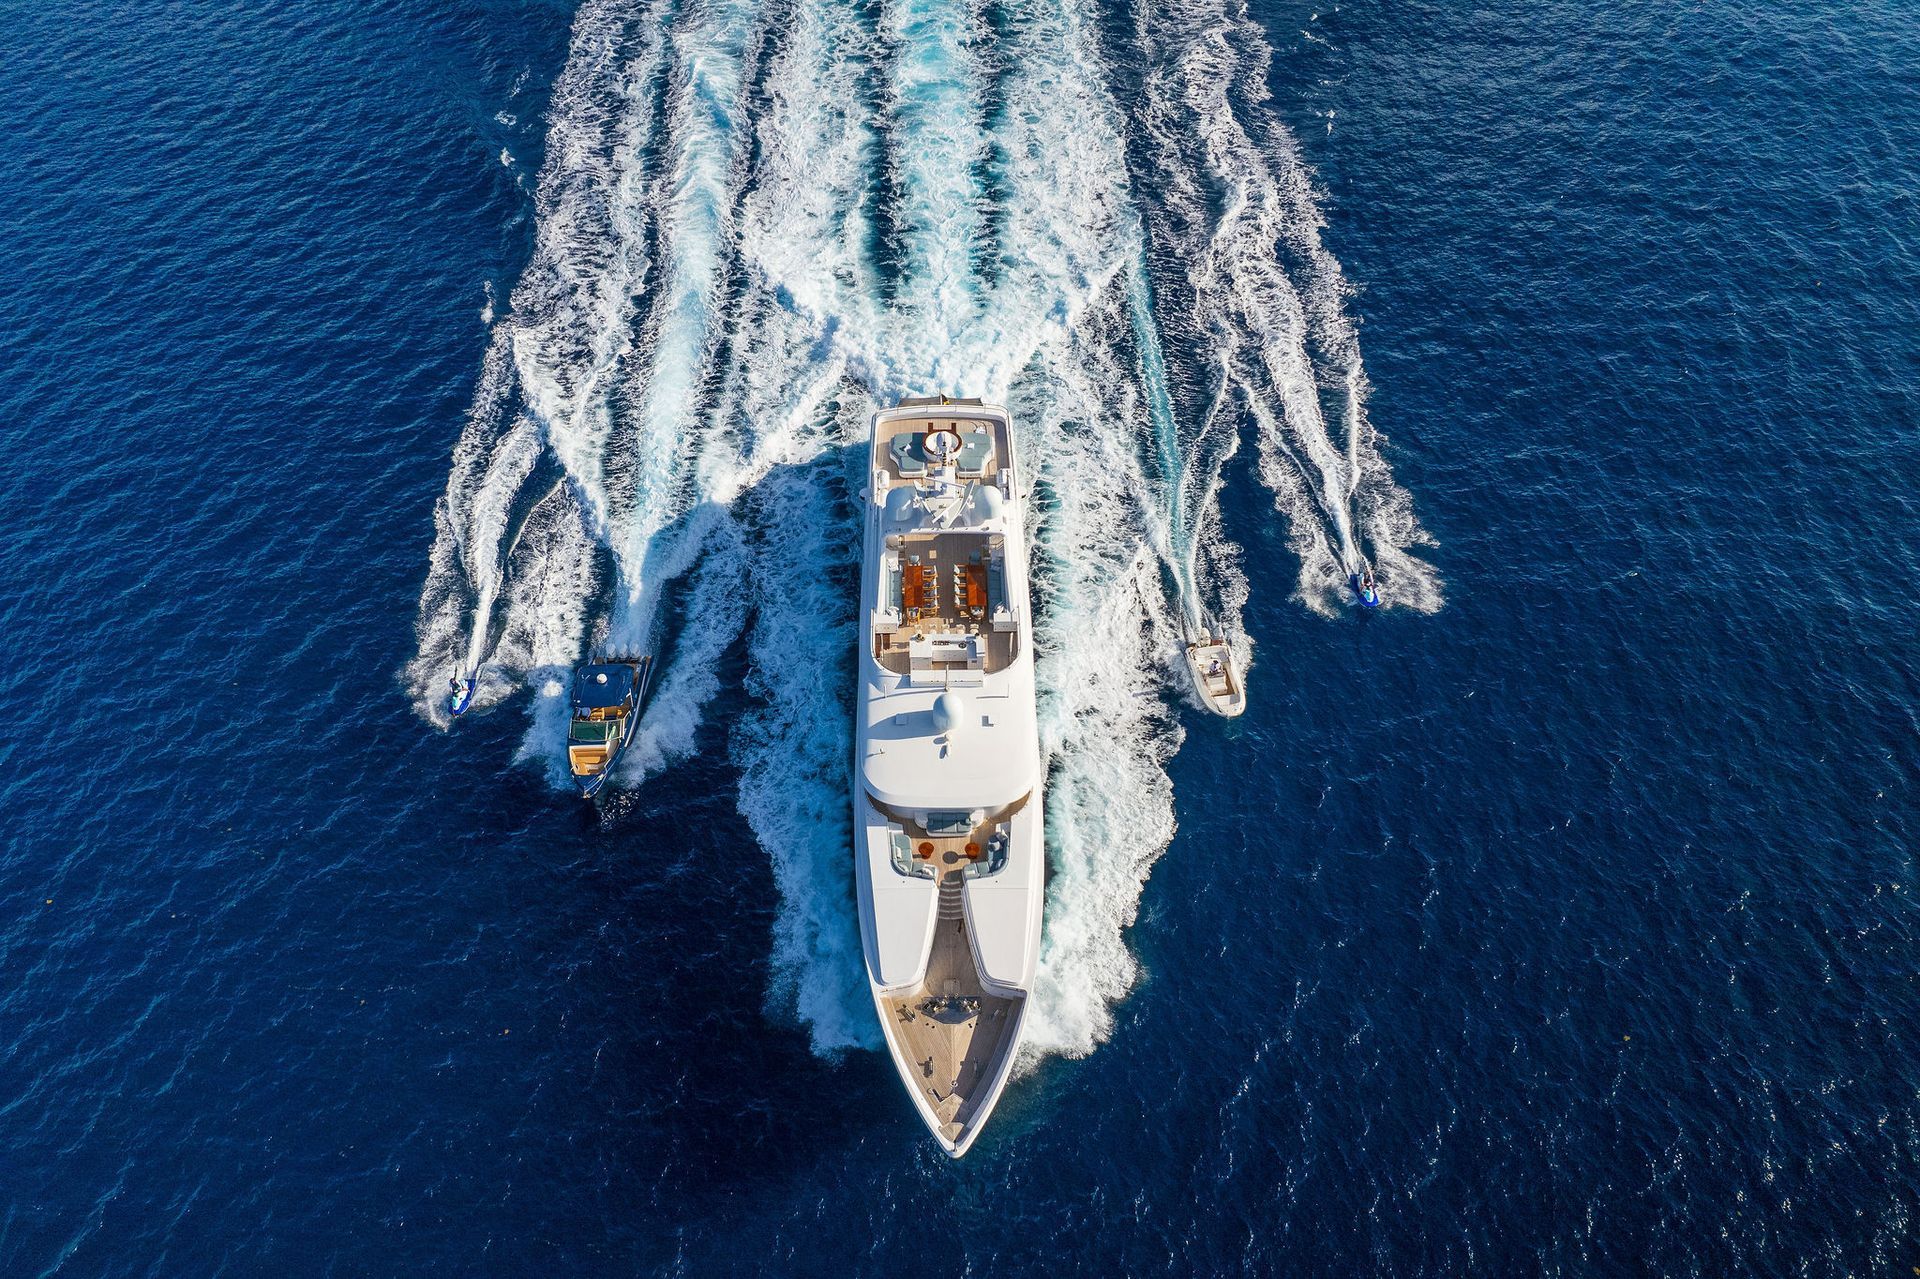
left=1015, top=305, right=1185, bottom=1062
left=734, top=399, right=875, bottom=1052
left=879, top=0, right=988, bottom=370
left=1135, top=0, right=1440, bottom=613
left=717, top=0, right=1185, bottom=1057
left=971, top=0, right=1239, bottom=647
left=604, top=0, right=764, bottom=651
left=1122, top=231, right=1203, bottom=635
left=602, top=0, right=879, bottom=803
left=1128, top=9, right=1258, bottom=646
left=460, top=419, right=544, bottom=672
left=614, top=506, right=746, bottom=782
left=969, top=0, right=1191, bottom=1060
left=492, top=486, right=601, bottom=788
left=405, top=0, right=1433, bottom=1082
left=654, top=0, right=887, bottom=1046
left=716, top=0, right=932, bottom=1051
left=780, top=0, right=1201, bottom=1061
left=405, top=338, right=538, bottom=722
left=509, top=0, right=676, bottom=531
left=526, top=0, right=770, bottom=782
left=407, top=0, right=678, bottom=725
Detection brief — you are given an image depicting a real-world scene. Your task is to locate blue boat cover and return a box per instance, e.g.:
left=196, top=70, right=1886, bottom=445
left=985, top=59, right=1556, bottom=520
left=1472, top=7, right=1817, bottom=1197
left=572, top=663, right=635, bottom=710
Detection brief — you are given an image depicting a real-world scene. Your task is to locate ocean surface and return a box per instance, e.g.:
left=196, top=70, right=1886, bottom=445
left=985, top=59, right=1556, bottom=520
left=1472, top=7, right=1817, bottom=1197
left=5, top=0, right=1918, bottom=1273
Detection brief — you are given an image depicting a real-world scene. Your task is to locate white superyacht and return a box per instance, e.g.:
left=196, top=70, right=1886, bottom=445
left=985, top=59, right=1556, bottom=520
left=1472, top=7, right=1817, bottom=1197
left=854, top=397, right=1044, bottom=1157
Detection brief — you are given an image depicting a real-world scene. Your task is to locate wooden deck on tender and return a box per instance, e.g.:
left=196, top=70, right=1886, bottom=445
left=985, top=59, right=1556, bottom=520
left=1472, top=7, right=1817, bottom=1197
left=884, top=860, right=1020, bottom=1144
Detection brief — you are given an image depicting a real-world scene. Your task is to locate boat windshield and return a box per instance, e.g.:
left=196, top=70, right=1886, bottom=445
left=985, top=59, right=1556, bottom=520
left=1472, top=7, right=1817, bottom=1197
left=569, top=719, right=619, bottom=743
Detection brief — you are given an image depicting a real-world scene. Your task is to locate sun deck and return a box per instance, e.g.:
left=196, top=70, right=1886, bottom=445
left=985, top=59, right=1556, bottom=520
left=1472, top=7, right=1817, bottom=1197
left=872, top=405, right=1008, bottom=488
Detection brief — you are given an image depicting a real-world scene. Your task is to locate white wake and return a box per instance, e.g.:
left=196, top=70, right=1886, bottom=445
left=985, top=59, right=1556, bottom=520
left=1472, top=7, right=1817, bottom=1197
left=409, top=0, right=1436, bottom=1067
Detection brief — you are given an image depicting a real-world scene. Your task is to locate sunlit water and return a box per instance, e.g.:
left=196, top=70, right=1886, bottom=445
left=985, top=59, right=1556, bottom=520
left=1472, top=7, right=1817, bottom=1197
left=3, top=0, right=1916, bottom=1272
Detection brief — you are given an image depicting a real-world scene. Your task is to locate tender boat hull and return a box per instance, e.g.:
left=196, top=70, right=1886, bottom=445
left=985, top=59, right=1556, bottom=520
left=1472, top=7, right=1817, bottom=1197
left=568, top=656, right=653, bottom=797
left=1184, top=640, right=1246, bottom=718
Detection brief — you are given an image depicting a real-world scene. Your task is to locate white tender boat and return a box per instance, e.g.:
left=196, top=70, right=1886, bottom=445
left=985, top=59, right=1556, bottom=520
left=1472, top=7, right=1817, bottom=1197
left=854, top=397, right=1044, bottom=1157
left=1185, top=636, right=1246, bottom=718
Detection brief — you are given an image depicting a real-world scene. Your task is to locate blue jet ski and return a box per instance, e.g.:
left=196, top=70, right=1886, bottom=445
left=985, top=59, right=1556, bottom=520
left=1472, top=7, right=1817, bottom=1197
left=1349, top=569, right=1380, bottom=608
left=449, top=675, right=476, bottom=717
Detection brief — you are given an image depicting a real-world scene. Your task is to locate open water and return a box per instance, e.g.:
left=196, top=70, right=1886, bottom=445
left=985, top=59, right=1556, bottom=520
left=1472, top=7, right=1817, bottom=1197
left=3, top=0, right=1917, bottom=1273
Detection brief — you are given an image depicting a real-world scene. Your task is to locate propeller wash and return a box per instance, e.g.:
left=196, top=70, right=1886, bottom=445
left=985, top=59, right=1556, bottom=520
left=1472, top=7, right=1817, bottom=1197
left=406, top=0, right=1438, bottom=1063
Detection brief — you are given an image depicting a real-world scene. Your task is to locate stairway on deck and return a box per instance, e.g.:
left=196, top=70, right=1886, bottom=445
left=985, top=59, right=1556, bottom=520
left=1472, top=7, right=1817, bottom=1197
left=937, top=874, right=965, bottom=922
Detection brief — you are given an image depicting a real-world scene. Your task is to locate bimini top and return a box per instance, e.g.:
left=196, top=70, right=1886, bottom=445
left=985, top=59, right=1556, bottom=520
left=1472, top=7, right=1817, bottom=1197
left=571, top=664, right=635, bottom=711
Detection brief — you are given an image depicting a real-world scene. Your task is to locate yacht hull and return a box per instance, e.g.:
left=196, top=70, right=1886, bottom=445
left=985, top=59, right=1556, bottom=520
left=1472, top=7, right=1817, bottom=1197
left=853, top=399, right=1043, bottom=1156
left=856, top=793, right=1043, bottom=1155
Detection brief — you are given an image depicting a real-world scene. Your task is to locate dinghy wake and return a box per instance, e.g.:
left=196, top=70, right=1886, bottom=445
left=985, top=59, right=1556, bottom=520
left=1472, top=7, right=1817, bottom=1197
left=1130, top=0, right=1441, bottom=616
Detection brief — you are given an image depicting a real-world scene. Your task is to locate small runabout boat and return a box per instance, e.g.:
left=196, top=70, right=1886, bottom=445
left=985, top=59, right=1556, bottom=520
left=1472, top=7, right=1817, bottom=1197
left=567, top=656, right=653, bottom=798
left=855, top=396, right=1043, bottom=1157
left=1184, top=637, right=1246, bottom=717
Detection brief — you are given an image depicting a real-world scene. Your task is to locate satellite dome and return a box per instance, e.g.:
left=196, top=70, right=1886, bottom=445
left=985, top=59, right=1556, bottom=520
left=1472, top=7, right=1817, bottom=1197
left=972, top=484, right=1004, bottom=521
left=931, top=691, right=966, bottom=733
left=595, top=672, right=608, bottom=684
left=885, top=485, right=917, bottom=522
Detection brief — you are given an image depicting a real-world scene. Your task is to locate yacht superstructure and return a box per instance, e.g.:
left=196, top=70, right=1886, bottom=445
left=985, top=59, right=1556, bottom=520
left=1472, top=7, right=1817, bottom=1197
left=854, top=397, right=1044, bottom=1157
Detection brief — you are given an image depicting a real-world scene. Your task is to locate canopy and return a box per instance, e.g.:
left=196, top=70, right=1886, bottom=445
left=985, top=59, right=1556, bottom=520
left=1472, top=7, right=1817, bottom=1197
left=571, top=663, right=635, bottom=710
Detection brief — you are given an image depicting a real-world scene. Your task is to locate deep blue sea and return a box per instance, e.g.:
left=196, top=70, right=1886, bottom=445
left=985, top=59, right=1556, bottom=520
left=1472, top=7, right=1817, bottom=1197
left=5, top=0, right=1918, bottom=1274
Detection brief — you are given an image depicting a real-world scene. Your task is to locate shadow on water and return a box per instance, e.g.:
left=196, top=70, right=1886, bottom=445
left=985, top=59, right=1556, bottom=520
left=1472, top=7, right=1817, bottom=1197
left=458, top=438, right=966, bottom=1198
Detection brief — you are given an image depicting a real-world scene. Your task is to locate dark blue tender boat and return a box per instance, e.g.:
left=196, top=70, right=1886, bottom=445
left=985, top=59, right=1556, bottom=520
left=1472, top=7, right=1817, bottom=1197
left=567, top=656, right=654, bottom=797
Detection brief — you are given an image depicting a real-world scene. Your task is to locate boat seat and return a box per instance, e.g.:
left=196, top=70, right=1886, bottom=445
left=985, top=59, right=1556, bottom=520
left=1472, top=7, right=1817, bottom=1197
left=889, top=433, right=928, bottom=477
left=986, top=561, right=1012, bottom=630
left=875, top=558, right=904, bottom=633
left=888, top=829, right=917, bottom=873
left=955, top=430, right=994, bottom=476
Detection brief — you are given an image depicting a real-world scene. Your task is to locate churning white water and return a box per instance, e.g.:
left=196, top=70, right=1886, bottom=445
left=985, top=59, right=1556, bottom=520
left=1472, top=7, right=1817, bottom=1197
left=409, top=0, right=1435, bottom=1063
